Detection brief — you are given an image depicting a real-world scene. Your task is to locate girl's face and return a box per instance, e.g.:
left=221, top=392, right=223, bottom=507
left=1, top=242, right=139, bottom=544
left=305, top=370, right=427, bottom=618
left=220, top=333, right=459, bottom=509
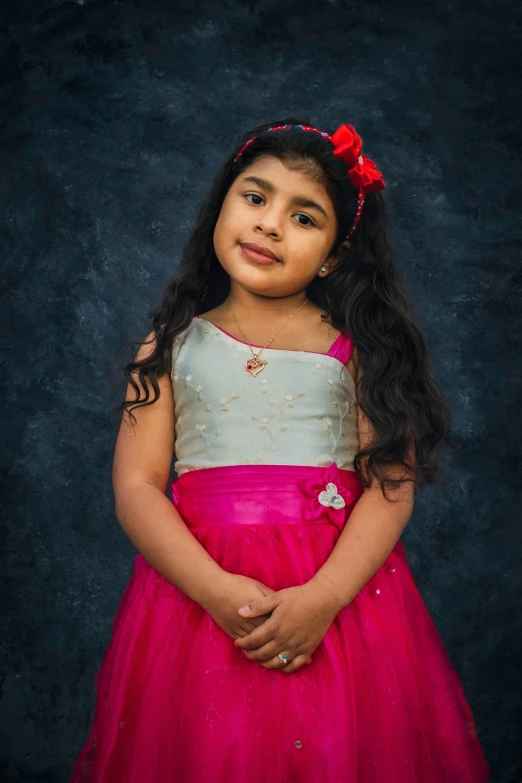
left=213, top=154, right=344, bottom=300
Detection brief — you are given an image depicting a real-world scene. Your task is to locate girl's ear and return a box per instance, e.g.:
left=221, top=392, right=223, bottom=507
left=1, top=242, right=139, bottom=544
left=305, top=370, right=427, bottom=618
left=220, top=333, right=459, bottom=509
left=324, top=240, right=351, bottom=273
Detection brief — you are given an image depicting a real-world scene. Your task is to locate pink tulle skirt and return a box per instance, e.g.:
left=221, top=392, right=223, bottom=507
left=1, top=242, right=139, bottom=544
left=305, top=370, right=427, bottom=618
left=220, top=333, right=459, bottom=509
left=70, top=463, right=489, bottom=782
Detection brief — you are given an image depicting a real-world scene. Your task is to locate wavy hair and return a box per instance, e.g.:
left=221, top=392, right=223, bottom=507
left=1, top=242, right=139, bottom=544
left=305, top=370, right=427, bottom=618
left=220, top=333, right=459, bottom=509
left=116, top=114, right=452, bottom=500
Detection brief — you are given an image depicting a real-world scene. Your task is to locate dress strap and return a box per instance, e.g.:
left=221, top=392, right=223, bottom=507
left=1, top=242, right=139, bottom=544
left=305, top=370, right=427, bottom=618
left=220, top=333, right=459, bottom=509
left=327, top=331, right=353, bottom=365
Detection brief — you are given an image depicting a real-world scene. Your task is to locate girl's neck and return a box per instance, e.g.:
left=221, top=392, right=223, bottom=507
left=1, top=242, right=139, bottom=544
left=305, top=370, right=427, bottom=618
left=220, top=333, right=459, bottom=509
left=224, top=293, right=311, bottom=321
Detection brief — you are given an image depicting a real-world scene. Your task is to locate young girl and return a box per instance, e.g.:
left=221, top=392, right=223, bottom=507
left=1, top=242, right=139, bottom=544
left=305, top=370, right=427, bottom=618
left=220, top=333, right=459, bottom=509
left=70, top=117, right=490, bottom=782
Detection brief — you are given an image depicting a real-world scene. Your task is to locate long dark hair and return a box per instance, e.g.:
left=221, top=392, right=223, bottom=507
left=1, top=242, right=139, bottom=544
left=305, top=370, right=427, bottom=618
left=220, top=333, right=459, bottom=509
left=116, top=114, right=452, bottom=500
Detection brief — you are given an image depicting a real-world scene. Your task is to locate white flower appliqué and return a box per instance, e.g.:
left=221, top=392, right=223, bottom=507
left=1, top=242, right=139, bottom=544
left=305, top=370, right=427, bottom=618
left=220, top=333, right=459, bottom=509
left=318, top=482, right=346, bottom=510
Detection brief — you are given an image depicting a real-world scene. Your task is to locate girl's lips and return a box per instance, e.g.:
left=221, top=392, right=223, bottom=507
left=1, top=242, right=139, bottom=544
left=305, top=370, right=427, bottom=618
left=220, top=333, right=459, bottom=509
left=240, top=244, right=280, bottom=264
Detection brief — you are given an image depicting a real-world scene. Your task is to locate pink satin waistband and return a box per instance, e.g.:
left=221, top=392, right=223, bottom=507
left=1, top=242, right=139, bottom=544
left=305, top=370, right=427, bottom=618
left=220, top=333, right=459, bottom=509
left=170, top=462, right=364, bottom=532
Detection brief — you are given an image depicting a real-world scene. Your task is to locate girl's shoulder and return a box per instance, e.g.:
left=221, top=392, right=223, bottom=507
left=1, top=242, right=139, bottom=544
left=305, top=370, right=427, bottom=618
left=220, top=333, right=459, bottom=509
left=320, top=309, right=358, bottom=384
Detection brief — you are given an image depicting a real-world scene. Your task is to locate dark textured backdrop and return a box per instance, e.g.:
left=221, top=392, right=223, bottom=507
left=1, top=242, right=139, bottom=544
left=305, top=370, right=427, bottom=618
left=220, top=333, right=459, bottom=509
left=1, top=0, right=520, bottom=781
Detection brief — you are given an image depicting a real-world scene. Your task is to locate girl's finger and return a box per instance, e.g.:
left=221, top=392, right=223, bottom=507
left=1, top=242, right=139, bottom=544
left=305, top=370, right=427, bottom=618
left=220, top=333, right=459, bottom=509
left=241, top=640, right=281, bottom=662
left=278, top=653, right=312, bottom=674
left=234, top=622, right=275, bottom=651
left=257, top=650, right=294, bottom=670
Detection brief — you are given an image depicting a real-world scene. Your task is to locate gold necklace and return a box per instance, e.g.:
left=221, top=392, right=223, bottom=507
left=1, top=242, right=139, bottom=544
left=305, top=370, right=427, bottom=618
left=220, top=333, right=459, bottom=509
left=225, top=296, right=310, bottom=376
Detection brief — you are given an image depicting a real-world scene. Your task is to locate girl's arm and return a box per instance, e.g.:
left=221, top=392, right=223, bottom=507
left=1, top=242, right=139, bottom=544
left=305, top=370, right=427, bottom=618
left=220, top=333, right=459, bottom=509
left=309, top=347, right=416, bottom=613
left=112, top=331, right=227, bottom=613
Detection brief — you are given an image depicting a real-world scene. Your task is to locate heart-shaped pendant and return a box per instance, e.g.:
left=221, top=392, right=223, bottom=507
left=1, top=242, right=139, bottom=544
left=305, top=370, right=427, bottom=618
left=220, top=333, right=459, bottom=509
left=246, top=357, right=267, bottom=376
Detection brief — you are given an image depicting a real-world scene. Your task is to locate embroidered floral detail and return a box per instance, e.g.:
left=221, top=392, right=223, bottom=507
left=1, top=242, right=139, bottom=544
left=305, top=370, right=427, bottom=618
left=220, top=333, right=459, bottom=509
left=172, top=318, right=358, bottom=477
left=298, top=462, right=355, bottom=531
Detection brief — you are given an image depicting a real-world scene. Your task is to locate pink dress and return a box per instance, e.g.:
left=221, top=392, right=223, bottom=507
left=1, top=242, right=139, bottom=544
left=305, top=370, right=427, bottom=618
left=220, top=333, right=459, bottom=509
left=70, top=317, right=490, bottom=782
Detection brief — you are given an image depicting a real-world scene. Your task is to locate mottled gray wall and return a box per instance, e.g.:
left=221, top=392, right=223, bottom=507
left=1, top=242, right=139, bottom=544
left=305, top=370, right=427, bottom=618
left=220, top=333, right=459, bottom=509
left=1, top=0, right=520, bottom=781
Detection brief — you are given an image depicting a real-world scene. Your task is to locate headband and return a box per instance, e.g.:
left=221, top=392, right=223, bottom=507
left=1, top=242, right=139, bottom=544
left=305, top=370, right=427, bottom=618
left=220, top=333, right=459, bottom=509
left=233, top=123, right=386, bottom=241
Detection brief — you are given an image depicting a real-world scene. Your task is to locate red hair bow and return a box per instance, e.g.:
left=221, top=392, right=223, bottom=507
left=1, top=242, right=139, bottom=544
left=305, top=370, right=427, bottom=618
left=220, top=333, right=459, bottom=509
left=330, top=124, right=386, bottom=194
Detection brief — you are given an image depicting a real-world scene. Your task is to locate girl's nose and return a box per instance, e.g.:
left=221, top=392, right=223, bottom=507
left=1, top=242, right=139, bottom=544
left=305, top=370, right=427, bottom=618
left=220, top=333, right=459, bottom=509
left=254, top=206, right=284, bottom=237
left=255, top=216, right=283, bottom=237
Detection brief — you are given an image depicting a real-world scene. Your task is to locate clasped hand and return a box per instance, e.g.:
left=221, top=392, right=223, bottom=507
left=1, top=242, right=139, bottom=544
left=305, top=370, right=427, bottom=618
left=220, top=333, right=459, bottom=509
left=234, top=581, right=339, bottom=674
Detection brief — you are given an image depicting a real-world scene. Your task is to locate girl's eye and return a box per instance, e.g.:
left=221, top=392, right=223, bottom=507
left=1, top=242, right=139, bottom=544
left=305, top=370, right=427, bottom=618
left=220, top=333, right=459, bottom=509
left=295, top=213, right=314, bottom=227
left=244, top=194, right=315, bottom=227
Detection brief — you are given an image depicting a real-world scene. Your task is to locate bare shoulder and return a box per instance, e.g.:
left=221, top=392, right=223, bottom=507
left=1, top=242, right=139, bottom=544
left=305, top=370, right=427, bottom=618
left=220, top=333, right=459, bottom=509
left=197, top=307, right=220, bottom=323
left=113, top=330, right=175, bottom=494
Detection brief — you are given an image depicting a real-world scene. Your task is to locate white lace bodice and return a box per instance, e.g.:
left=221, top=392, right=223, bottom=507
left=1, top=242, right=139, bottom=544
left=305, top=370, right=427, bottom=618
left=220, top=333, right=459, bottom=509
left=171, top=317, right=359, bottom=476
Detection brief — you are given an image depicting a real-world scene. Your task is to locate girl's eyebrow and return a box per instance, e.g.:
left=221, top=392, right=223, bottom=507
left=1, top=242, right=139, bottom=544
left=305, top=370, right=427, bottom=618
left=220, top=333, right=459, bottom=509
left=241, top=175, right=329, bottom=219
